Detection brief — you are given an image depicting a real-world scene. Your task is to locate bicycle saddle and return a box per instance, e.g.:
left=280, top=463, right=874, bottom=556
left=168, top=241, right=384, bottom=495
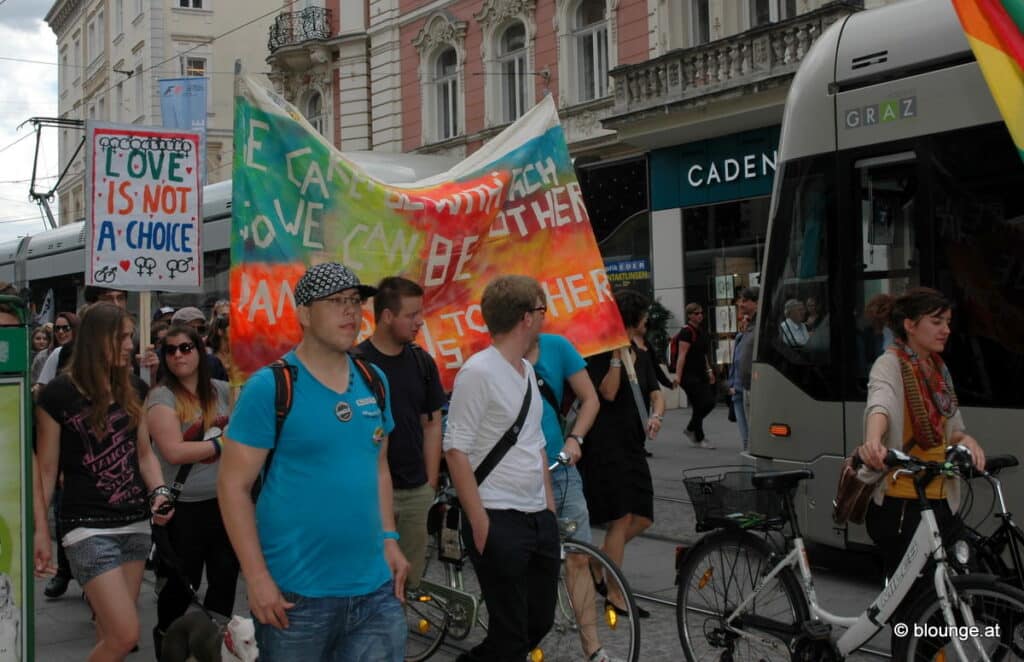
left=752, top=469, right=814, bottom=491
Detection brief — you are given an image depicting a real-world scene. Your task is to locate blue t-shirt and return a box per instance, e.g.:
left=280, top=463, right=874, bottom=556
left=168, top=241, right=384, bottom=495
left=227, top=350, right=395, bottom=598
left=532, top=334, right=587, bottom=464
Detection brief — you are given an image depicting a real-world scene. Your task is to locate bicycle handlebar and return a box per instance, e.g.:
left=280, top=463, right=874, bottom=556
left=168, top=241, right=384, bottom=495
left=881, top=445, right=976, bottom=475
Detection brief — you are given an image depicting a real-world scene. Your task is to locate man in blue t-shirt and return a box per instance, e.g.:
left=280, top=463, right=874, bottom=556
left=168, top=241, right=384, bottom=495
left=219, top=263, right=409, bottom=662
left=528, top=333, right=622, bottom=662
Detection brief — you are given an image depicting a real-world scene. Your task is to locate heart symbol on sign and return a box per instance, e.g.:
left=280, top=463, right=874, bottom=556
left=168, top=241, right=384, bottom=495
left=186, top=167, right=193, bottom=174
left=119, top=260, right=131, bottom=271
left=117, top=229, right=123, bottom=236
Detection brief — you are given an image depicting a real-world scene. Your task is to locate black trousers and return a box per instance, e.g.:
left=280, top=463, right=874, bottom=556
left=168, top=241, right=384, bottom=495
left=865, top=496, right=960, bottom=620
left=461, top=508, right=561, bottom=662
left=682, top=378, right=716, bottom=440
left=156, top=498, right=240, bottom=630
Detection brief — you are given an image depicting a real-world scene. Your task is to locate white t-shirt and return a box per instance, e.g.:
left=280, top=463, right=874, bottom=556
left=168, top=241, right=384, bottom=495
left=443, top=345, right=547, bottom=512
left=37, top=345, right=62, bottom=385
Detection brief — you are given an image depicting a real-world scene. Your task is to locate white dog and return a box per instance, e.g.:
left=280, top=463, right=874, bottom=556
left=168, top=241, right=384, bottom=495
left=0, top=573, right=19, bottom=662
left=161, top=611, right=258, bottom=662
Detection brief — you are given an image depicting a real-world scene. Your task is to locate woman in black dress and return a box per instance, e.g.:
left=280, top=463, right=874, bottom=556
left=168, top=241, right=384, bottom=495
left=579, top=289, right=665, bottom=617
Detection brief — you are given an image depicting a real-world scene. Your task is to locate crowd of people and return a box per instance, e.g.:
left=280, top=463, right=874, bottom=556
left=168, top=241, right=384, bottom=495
left=7, top=267, right=976, bottom=662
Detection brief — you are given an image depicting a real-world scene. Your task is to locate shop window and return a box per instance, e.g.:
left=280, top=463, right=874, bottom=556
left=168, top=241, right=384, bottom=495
left=757, top=155, right=836, bottom=399
left=434, top=48, right=460, bottom=140
left=499, top=22, right=527, bottom=123
left=574, top=0, right=608, bottom=102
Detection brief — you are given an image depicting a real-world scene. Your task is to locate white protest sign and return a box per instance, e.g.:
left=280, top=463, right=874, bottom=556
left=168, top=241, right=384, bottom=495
left=85, top=121, right=203, bottom=291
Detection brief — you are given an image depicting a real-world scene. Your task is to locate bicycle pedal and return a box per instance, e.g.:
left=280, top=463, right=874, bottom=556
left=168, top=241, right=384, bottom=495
left=801, top=619, right=831, bottom=640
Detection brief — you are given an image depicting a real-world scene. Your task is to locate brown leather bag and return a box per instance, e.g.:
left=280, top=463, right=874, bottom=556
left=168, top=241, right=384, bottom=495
left=832, top=452, right=881, bottom=525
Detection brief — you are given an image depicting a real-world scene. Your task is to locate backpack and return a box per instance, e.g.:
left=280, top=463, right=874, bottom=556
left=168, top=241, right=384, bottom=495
left=258, top=353, right=387, bottom=493
left=351, top=341, right=439, bottom=420
left=669, top=324, right=699, bottom=373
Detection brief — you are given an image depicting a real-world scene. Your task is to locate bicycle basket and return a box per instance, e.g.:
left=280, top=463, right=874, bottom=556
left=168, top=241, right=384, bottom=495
left=683, top=466, right=786, bottom=531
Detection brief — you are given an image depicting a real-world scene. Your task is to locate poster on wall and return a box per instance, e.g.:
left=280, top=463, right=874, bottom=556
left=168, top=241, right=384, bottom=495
left=714, top=275, right=734, bottom=301
left=85, top=122, right=204, bottom=291
left=0, top=378, right=26, bottom=661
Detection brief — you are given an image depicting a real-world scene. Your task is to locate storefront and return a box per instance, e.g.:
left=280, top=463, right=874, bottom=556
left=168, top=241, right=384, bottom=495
left=650, top=125, right=779, bottom=369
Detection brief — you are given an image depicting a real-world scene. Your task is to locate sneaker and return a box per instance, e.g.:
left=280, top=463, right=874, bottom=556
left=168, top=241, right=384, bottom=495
left=589, top=648, right=624, bottom=662
left=43, top=574, right=70, bottom=599
left=683, top=429, right=698, bottom=445
left=698, top=439, right=717, bottom=450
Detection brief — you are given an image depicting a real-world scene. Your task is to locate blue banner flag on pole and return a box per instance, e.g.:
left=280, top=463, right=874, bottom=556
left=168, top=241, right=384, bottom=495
left=159, top=77, right=207, bottom=184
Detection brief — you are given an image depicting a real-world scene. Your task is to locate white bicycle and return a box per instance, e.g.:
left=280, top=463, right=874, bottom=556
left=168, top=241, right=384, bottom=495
left=676, top=446, right=1024, bottom=661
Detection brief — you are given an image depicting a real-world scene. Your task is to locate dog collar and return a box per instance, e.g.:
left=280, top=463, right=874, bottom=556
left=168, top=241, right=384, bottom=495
left=224, top=627, right=238, bottom=656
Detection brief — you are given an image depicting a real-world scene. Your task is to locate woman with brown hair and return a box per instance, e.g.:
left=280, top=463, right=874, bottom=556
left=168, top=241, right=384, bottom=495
left=32, top=311, right=77, bottom=396
left=146, top=323, right=237, bottom=654
left=857, top=288, right=985, bottom=590
left=35, top=303, right=173, bottom=661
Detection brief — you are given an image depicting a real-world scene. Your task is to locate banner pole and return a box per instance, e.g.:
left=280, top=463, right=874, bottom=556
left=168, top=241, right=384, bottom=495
left=139, top=292, right=151, bottom=386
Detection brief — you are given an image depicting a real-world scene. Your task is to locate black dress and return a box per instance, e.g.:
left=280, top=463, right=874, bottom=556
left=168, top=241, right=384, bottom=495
left=578, top=343, right=659, bottom=525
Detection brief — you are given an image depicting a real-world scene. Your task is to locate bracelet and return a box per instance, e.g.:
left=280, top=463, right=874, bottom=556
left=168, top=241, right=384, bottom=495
left=149, top=485, right=174, bottom=506
left=210, top=437, right=223, bottom=458
left=567, top=433, right=584, bottom=446
left=650, top=414, right=663, bottom=421
left=383, top=531, right=400, bottom=541
left=609, top=358, right=623, bottom=367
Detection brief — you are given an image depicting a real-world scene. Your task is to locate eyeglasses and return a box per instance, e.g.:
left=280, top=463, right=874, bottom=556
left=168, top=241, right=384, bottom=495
left=164, top=342, right=196, bottom=356
left=318, top=295, right=363, bottom=309
left=54, top=324, right=72, bottom=333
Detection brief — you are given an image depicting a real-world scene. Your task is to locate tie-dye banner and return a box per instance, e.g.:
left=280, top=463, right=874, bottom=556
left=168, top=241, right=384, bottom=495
left=230, top=75, right=626, bottom=389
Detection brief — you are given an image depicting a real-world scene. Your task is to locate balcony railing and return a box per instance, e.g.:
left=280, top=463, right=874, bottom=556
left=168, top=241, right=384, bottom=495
left=608, top=2, right=859, bottom=117
left=268, top=6, right=332, bottom=53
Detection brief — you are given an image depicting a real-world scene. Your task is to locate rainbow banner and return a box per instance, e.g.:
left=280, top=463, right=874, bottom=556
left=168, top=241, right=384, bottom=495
left=952, top=0, right=1024, bottom=161
left=230, top=75, right=626, bottom=389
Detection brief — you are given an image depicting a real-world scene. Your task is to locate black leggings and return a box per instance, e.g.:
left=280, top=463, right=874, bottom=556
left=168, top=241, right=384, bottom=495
left=865, top=497, right=961, bottom=619
left=156, top=498, right=240, bottom=630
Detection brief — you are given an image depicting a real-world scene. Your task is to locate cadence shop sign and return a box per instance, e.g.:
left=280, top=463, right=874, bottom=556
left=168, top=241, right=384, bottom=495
left=650, top=125, right=781, bottom=209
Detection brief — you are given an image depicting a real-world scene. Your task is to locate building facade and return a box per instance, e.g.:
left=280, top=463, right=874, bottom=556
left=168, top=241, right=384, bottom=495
left=45, top=0, right=278, bottom=226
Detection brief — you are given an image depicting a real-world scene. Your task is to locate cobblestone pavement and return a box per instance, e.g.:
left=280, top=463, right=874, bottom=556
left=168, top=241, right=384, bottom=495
left=35, top=406, right=894, bottom=661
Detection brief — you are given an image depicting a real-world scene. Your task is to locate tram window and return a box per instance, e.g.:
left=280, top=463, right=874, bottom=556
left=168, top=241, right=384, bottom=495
left=758, top=155, right=837, bottom=400
left=852, top=154, right=920, bottom=390
left=928, top=124, right=1024, bottom=409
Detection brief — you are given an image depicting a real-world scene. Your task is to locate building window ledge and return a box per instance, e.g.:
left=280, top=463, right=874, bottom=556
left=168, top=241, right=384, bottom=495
left=113, top=32, right=125, bottom=46
left=132, top=12, right=144, bottom=27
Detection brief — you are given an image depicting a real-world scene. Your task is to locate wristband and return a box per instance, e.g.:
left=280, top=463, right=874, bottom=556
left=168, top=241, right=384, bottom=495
left=383, top=531, right=400, bottom=541
left=210, top=436, right=223, bottom=458
left=609, top=358, right=623, bottom=368
left=149, top=485, right=174, bottom=507
left=650, top=414, right=663, bottom=421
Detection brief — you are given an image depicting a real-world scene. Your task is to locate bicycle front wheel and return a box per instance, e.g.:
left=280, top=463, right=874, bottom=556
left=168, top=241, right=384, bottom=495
left=533, top=539, right=641, bottom=662
left=677, top=529, right=809, bottom=662
left=896, top=574, right=1024, bottom=661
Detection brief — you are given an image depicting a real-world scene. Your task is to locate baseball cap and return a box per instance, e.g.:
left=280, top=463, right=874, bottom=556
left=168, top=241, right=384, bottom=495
left=171, top=306, right=206, bottom=324
left=153, top=306, right=175, bottom=321
left=294, top=263, right=377, bottom=307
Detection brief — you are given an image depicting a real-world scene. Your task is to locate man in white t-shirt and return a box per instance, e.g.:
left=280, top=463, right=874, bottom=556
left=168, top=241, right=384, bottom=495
left=443, top=275, right=559, bottom=662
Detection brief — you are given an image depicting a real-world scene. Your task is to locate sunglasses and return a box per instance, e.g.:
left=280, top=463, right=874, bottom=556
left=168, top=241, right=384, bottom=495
left=164, top=342, right=196, bottom=356
left=54, top=324, right=72, bottom=333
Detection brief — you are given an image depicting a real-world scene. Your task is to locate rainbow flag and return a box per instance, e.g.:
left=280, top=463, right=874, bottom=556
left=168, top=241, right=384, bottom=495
left=951, top=0, right=1024, bottom=162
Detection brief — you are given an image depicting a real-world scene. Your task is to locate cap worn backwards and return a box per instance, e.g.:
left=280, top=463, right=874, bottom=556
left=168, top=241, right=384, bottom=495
left=294, top=262, right=378, bottom=307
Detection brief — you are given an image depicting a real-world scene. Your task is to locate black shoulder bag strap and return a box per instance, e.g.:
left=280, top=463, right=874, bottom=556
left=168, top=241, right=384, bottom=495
left=473, top=380, right=532, bottom=486
left=536, top=376, right=560, bottom=414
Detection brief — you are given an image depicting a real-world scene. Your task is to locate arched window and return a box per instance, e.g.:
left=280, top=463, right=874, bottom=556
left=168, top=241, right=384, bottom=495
left=574, top=0, right=608, bottom=102
left=498, top=22, right=527, bottom=122
left=305, top=91, right=324, bottom=136
left=435, top=48, right=459, bottom=140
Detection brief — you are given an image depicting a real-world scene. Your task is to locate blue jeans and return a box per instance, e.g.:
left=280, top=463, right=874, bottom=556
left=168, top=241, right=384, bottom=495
left=255, top=580, right=405, bottom=662
left=550, top=465, right=592, bottom=543
left=732, top=389, right=749, bottom=450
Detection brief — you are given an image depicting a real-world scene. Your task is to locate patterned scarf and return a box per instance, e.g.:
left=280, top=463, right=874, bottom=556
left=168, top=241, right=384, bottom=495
left=889, top=339, right=958, bottom=451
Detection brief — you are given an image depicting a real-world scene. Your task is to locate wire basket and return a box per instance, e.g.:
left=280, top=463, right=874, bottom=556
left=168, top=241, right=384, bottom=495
left=683, top=466, right=786, bottom=532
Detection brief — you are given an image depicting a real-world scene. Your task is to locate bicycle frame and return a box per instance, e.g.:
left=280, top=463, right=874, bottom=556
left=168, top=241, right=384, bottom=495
left=724, top=495, right=991, bottom=660
left=977, top=472, right=1024, bottom=588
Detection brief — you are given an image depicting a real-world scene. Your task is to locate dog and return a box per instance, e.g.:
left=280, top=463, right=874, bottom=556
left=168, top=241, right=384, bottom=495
left=0, top=573, right=20, bottom=662
left=161, top=611, right=258, bottom=662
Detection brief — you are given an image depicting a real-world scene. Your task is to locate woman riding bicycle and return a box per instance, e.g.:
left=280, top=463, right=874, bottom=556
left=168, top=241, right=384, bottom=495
left=856, top=287, right=986, bottom=585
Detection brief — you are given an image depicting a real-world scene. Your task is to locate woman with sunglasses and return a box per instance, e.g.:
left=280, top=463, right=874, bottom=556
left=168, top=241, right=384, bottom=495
left=146, top=323, right=237, bottom=654
left=35, top=303, right=173, bottom=660
left=32, top=312, right=77, bottom=397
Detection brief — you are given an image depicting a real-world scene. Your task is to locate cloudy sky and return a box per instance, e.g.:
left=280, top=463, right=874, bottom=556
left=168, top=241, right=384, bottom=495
left=0, top=0, right=60, bottom=243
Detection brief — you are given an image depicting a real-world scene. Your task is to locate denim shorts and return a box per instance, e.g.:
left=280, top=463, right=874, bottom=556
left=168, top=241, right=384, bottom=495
left=64, top=532, right=151, bottom=586
left=551, top=465, right=592, bottom=543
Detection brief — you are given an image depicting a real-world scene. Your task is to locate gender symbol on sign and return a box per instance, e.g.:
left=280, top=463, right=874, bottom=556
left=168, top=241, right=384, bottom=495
left=134, top=256, right=158, bottom=277
left=165, top=257, right=194, bottom=280
left=93, top=265, right=117, bottom=283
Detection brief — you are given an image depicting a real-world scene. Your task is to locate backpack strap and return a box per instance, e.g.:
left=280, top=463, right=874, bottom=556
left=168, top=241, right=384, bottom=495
left=350, top=354, right=386, bottom=412
left=262, top=359, right=298, bottom=486
left=536, top=376, right=560, bottom=414
left=409, top=343, right=439, bottom=420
